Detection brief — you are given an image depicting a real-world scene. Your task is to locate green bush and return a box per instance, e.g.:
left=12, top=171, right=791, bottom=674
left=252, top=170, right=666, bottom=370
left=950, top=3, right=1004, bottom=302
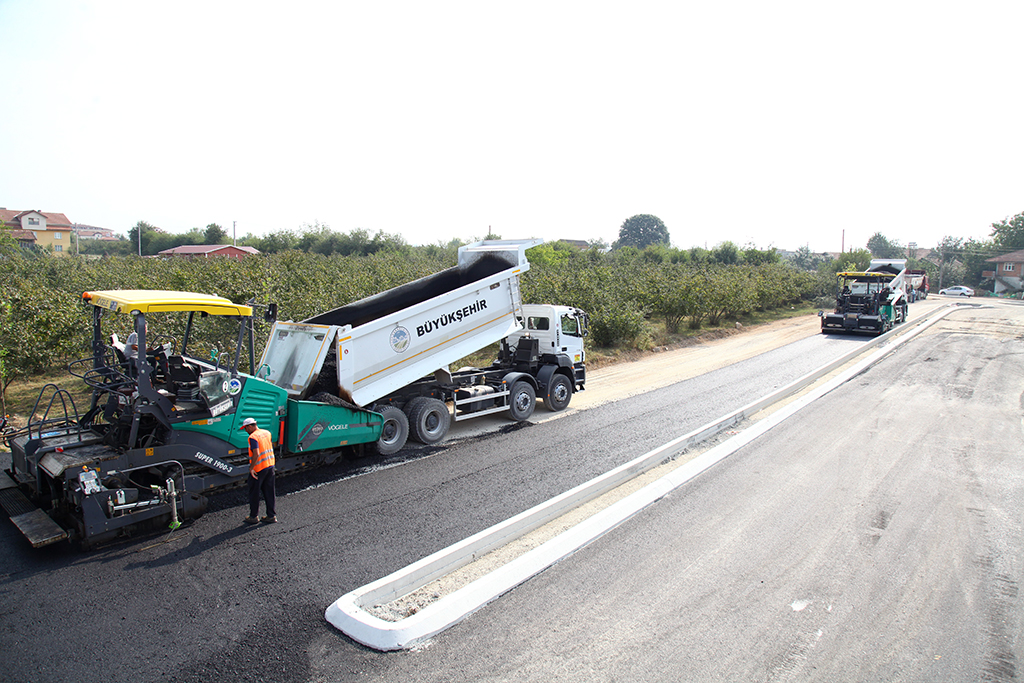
left=588, top=302, right=651, bottom=349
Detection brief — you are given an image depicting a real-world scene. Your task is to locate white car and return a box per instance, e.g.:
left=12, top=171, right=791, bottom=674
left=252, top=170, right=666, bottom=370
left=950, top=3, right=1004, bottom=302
left=939, top=285, right=974, bottom=297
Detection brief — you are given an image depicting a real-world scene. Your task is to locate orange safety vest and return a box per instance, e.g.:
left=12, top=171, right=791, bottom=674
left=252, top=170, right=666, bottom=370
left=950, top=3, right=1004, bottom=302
left=248, top=428, right=275, bottom=473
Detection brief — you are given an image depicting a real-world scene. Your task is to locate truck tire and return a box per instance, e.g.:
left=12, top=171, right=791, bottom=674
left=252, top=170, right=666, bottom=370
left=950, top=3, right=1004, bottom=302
left=543, top=373, right=572, bottom=412
left=374, top=405, right=409, bottom=456
left=407, top=397, right=451, bottom=444
left=508, top=380, right=536, bottom=421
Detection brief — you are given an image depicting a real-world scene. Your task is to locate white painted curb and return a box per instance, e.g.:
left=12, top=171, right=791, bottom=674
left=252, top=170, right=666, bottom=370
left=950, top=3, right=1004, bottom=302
left=326, top=305, right=958, bottom=650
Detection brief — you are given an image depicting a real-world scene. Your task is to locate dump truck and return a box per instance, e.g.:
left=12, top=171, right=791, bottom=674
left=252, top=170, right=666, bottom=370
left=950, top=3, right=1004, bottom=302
left=1, top=239, right=587, bottom=548
left=260, top=239, right=587, bottom=451
left=905, top=269, right=929, bottom=301
left=820, top=259, right=909, bottom=335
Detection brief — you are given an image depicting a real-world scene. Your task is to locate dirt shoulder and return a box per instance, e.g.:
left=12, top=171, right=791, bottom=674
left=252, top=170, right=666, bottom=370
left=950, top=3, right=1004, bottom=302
left=575, top=314, right=821, bottom=411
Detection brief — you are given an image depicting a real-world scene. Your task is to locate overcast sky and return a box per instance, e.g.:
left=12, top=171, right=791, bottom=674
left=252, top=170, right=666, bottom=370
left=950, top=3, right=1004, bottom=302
left=1, top=1, right=1021, bottom=253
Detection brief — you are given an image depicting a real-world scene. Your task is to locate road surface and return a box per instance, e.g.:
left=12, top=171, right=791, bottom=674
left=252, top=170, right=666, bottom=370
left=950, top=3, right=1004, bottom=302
left=1, top=299, right=1018, bottom=682
left=324, top=301, right=1022, bottom=682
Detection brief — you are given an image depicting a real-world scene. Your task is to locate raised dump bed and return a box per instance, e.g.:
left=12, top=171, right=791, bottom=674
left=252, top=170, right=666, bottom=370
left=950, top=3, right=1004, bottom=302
left=261, top=240, right=540, bottom=408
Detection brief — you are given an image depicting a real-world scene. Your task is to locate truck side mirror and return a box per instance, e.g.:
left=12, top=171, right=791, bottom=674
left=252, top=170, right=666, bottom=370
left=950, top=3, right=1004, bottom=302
left=265, top=303, right=278, bottom=324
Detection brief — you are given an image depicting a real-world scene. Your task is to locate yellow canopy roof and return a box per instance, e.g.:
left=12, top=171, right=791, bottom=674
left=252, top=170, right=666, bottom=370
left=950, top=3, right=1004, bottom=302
left=82, top=290, right=253, bottom=316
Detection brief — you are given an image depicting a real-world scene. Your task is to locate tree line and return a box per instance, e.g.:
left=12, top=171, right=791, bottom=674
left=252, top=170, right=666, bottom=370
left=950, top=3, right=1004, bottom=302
left=23, top=205, right=1024, bottom=288
left=80, top=222, right=425, bottom=258
left=6, top=206, right=1020, bottom=411
left=70, top=208, right=1024, bottom=295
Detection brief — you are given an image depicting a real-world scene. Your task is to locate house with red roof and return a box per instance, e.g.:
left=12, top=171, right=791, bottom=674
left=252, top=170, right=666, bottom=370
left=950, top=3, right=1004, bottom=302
left=158, top=244, right=260, bottom=261
left=74, top=225, right=119, bottom=241
left=0, top=208, right=75, bottom=255
left=984, top=249, right=1024, bottom=294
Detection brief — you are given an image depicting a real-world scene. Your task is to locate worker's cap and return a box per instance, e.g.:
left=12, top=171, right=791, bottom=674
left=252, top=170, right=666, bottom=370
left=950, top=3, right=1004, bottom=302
left=239, top=417, right=257, bottom=428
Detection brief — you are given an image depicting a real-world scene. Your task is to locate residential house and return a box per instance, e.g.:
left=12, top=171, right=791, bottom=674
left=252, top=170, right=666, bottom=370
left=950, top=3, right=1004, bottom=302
left=158, top=244, right=260, bottom=261
left=984, top=250, right=1024, bottom=295
left=74, top=225, right=119, bottom=241
left=0, top=208, right=75, bottom=255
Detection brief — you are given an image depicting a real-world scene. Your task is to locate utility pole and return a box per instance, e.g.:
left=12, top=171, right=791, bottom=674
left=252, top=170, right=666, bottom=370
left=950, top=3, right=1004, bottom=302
left=939, top=244, right=945, bottom=290
left=233, top=221, right=236, bottom=247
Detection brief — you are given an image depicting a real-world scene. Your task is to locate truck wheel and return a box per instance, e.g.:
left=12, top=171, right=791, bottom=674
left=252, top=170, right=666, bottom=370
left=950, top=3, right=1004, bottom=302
left=508, top=381, right=536, bottom=421
left=543, top=374, right=572, bottom=412
left=374, top=405, right=408, bottom=456
left=408, top=398, right=451, bottom=444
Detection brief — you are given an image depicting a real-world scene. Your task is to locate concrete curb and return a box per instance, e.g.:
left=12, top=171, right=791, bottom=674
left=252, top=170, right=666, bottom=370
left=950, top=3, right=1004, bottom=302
left=326, top=305, right=957, bottom=650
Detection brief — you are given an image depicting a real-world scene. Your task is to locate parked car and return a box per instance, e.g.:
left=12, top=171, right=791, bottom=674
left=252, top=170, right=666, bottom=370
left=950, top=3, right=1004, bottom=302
left=939, top=285, right=974, bottom=297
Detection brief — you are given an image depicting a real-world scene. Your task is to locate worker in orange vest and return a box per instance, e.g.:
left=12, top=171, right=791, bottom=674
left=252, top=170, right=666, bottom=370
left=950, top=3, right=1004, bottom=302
left=240, top=417, right=277, bottom=524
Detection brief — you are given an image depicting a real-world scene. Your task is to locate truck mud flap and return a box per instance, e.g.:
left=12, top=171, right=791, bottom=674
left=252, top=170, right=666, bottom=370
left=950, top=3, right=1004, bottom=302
left=0, top=471, right=68, bottom=548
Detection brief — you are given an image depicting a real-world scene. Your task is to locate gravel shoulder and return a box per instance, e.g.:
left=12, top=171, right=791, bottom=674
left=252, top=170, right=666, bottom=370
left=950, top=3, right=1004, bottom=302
left=577, top=315, right=821, bottom=410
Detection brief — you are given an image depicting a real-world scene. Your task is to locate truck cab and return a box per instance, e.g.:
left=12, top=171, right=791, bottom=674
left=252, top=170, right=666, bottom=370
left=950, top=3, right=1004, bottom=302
left=505, top=304, right=588, bottom=400
left=509, top=305, right=587, bottom=365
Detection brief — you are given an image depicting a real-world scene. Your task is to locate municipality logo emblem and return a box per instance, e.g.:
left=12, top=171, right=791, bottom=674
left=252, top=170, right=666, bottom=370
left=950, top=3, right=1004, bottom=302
left=390, top=326, right=410, bottom=353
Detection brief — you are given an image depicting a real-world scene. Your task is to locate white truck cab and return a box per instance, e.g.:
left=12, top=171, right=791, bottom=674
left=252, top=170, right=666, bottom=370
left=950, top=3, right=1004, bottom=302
left=509, top=304, right=588, bottom=366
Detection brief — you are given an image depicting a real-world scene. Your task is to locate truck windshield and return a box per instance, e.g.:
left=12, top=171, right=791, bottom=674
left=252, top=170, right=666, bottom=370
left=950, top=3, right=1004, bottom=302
left=560, top=314, right=580, bottom=336
left=849, top=282, right=884, bottom=295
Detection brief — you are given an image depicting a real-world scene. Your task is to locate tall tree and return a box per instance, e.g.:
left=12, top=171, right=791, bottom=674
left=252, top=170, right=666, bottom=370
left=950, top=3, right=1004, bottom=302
left=931, top=235, right=998, bottom=288
left=712, top=241, right=740, bottom=264
left=931, top=236, right=965, bottom=290
left=126, top=221, right=158, bottom=256
left=615, top=214, right=669, bottom=250
left=791, top=245, right=827, bottom=271
left=961, top=238, right=997, bottom=286
left=990, top=211, right=1024, bottom=250
left=866, top=232, right=904, bottom=259
left=204, top=223, right=229, bottom=245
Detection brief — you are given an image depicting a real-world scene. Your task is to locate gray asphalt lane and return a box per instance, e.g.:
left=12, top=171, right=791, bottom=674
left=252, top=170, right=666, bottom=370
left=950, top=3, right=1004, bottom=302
left=342, top=309, right=1023, bottom=682
left=0, top=322, right=920, bottom=683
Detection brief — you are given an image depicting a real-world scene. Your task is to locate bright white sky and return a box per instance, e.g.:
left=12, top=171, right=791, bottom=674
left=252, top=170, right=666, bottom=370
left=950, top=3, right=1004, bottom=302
left=1, top=1, right=1021, bottom=253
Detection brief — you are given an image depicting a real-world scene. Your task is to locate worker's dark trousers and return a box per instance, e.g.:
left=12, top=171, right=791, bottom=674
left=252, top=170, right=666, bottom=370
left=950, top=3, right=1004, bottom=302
left=249, top=467, right=276, bottom=518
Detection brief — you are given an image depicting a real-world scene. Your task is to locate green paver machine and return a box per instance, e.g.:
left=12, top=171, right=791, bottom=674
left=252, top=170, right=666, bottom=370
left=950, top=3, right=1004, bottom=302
left=1, top=290, right=383, bottom=548
left=821, top=259, right=909, bottom=336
